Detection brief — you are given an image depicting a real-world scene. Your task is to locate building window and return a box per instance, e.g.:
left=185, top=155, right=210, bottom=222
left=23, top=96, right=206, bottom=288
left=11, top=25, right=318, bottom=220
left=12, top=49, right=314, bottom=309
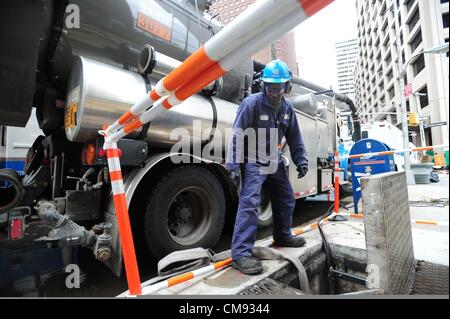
left=391, top=113, right=398, bottom=125
left=405, top=0, right=415, bottom=12
left=408, top=8, right=420, bottom=32
left=388, top=86, right=395, bottom=100
left=418, top=86, right=429, bottom=108
left=386, top=53, right=392, bottom=65
left=443, top=13, right=449, bottom=28
left=413, top=54, right=425, bottom=76
left=386, top=69, right=393, bottom=82
left=410, top=30, right=422, bottom=53
left=376, top=53, right=381, bottom=65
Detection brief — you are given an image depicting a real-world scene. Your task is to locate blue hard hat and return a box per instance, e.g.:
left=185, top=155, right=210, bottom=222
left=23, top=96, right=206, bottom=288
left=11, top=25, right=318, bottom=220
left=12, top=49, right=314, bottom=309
left=261, top=59, right=292, bottom=84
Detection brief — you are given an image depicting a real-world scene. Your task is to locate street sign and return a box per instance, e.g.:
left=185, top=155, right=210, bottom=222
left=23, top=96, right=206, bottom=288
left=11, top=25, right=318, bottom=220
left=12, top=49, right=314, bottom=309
left=424, top=121, right=447, bottom=129
left=407, top=112, right=419, bottom=126
left=404, top=83, right=412, bottom=97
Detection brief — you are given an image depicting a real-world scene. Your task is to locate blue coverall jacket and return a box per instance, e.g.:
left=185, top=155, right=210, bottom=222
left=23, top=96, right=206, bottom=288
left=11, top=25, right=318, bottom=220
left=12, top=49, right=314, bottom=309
left=226, top=92, right=308, bottom=259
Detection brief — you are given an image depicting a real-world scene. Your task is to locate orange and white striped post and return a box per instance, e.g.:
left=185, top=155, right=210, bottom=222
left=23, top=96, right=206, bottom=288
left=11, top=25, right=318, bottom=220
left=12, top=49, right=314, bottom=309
left=103, top=138, right=141, bottom=295
left=334, top=151, right=340, bottom=214
left=101, top=0, right=335, bottom=296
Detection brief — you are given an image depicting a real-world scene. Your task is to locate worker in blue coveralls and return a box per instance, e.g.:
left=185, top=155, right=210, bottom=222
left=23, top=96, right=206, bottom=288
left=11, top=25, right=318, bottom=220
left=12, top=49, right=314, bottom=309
left=226, top=59, right=309, bottom=275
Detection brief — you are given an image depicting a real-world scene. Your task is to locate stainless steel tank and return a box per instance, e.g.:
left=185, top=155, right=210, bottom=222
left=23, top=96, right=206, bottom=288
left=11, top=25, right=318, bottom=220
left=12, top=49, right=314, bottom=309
left=53, top=0, right=253, bottom=105
left=65, top=56, right=237, bottom=150
left=289, top=93, right=319, bottom=116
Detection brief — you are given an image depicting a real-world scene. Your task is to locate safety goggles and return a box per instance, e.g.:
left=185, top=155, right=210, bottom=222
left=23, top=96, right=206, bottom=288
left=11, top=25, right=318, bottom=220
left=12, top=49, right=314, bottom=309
left=265, top=85, right=285, bottom=93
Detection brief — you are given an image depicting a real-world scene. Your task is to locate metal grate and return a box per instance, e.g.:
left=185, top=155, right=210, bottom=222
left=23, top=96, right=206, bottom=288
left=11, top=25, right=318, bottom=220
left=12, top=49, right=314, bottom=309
left=239, top=278, right=305, bottom=295
left=411, top=261, right=449, bottom=295
left=362, top=172, right=416, bottom=294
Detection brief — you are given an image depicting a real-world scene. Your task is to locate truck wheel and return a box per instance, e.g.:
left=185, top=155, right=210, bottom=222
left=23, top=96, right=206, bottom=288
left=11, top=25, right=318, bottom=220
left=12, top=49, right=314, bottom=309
left=257, top=189, right=273, bottom=228
left=144, top=166, right=226, bottom=259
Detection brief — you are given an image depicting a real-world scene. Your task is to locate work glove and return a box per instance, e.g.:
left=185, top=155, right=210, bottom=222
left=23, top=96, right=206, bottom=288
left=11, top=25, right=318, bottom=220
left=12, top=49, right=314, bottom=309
left=296, top=164, right=308, bottom=179
left=227, top=169, right=241, bottom=188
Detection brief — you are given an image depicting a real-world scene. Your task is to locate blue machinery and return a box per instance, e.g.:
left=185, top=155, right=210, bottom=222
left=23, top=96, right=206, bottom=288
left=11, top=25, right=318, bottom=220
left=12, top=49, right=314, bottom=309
left=350, top=139, right=395, bottom=214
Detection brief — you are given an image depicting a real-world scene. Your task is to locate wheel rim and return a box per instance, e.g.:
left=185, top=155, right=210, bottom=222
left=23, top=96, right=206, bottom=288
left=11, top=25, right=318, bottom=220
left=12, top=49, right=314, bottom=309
left=166, top=186, right=213, bottom=245
left=258, top=189, right=272, bottom=222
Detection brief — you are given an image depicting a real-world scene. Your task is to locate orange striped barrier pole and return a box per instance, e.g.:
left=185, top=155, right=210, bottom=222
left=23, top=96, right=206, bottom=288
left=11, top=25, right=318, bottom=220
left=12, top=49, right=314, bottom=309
left=116, top=257, right=232, bottom=297
left=338, top=144, right=448, bottom=160
left=334, top=151, right=340, bottom=214
left=139, top=258, right=233, bottom=295
left=341, top=212, right=449, bottom=226
left=103, top=139, right=141, bottom=296
left=334, top=175, right=340, bottom=214
left=412, top=219, right=448, bottom=226
left=101, top=0, right=334, bottom=139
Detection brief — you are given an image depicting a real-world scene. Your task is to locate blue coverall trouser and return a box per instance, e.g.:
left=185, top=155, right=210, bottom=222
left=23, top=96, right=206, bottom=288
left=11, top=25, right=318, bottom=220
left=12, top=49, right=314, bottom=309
left=231, top=162, right=295, bottom=260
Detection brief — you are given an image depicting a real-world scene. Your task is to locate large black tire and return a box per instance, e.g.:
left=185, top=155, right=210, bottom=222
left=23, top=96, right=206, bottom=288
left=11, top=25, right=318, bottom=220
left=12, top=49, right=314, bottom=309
left=144, top=166, right=226, bottom=259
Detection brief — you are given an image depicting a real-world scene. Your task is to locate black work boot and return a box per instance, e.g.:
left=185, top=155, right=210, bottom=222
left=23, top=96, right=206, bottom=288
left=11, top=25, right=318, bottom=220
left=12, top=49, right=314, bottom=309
left=274, top=236, right=307, bottom=248
left=232, top=256, right=263, bottom=275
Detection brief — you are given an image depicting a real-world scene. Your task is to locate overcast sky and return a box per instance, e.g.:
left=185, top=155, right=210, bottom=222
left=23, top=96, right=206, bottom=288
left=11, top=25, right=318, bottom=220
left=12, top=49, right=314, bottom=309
left=295, top=0, right=358, bottom=90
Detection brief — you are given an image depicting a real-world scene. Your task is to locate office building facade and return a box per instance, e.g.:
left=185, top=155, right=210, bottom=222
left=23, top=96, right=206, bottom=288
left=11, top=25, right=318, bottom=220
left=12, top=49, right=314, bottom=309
left=336, top=39, right=359, bottom=100
left=354, top=0, right=449, bottom=147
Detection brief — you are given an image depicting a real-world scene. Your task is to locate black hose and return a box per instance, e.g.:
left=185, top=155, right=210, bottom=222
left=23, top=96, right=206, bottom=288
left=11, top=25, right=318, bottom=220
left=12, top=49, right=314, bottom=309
left=334, top=94, right=361, bottom=142
left=200, top=96, right=218, bottom=150
left=317, top=204, right=336, bottom=295
left=311, top=203, right=337, bottom=295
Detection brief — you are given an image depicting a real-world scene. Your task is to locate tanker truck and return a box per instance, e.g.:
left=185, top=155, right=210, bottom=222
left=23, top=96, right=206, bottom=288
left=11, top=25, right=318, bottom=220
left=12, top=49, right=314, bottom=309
left=0, top=0, right=357, bottom=276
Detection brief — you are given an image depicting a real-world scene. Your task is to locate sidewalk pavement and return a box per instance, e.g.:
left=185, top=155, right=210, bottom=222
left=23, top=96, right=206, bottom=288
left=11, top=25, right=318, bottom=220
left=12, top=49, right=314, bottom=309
left=326, top=171, right=449, bottom=266
left=407, top=172, right=449, bottom=266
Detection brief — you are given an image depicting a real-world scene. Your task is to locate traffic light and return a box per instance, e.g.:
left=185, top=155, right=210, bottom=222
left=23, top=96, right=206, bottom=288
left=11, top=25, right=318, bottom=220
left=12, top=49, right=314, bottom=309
left=407, top=112, right=419, bottom=126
